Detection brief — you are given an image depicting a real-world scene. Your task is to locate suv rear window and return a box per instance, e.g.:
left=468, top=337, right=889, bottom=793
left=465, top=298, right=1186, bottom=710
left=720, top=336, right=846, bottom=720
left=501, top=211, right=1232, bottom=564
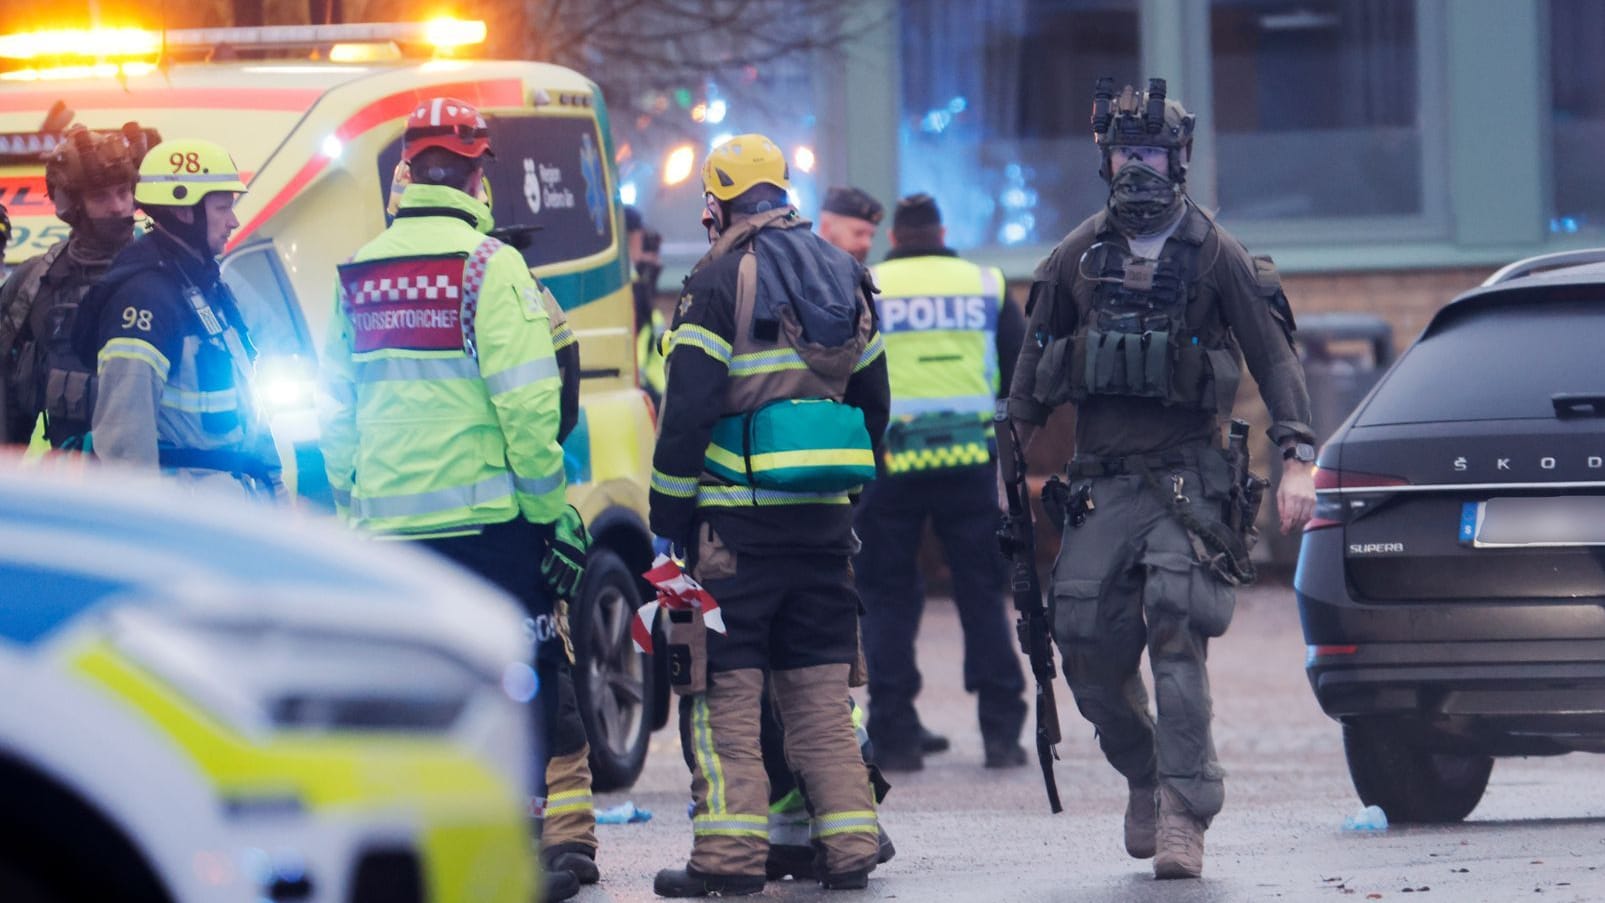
left=1355, top=298, right=1605, bottom=425
left=378, top=113, right=614, bottom=270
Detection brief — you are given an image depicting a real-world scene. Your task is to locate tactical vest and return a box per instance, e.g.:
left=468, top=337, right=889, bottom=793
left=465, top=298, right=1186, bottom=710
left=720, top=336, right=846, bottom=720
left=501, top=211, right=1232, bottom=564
left=0, top=243, right=105, bottom=448
left=871, top=255, right=1003, bottom=474
left=1064, top=235, right=1239, bottom=413
left=686, top=209, right=878, bottom=500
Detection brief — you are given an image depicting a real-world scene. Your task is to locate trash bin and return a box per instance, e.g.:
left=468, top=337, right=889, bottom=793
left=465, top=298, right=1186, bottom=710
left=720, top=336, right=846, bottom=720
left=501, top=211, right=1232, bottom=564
left=1265, top=313, right=1396, bottom=568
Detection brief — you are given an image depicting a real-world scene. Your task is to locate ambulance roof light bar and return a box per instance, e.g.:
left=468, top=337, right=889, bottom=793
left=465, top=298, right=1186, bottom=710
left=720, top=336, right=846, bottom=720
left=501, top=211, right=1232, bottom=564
left=0, top=19, right=486, bottom=61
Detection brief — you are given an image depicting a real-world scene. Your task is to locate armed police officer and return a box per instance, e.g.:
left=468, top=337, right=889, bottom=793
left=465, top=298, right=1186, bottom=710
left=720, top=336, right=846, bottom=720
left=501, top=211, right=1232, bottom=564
left=856, top=193, right=1028, bottom=771
left=2, top=123, right=155, bottom=449
left=1008, top=80, right=1316, bottom=880
left=73, top=137, right=279, bottom=495
left=318, top=99, right=595, bottom=902
left=648, top=134, right=890, bottom=897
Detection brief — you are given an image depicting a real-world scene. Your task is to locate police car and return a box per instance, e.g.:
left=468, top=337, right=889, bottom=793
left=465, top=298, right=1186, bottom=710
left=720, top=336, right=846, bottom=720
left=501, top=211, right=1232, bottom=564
left=0, top=19, right=668, bottom=789
left=0, top=458, right=536, bottom=902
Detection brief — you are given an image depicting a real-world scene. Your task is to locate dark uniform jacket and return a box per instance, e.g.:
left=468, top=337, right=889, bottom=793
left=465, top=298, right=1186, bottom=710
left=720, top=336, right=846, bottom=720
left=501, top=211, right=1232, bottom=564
left=650, top=209, right=891, bottom=555
left=1010, top=203, right=1314, bottom=456
left=73, top=229, right=277, bottom=483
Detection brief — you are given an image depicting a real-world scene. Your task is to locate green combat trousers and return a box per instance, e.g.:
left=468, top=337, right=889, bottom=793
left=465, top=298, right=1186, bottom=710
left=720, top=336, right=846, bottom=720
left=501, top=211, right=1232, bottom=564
left=1049, top=453, right=1238, bottom=825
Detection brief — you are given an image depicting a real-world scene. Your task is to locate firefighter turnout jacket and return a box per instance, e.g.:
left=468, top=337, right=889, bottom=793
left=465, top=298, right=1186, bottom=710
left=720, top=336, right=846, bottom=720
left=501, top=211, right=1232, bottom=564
left=870, top=247, right=1025, bottom=474
left=319, top=183, right=566, bottom=536
left=649, top=207, right=890, bottom=554
left=74, top=229, right=279, bottom=489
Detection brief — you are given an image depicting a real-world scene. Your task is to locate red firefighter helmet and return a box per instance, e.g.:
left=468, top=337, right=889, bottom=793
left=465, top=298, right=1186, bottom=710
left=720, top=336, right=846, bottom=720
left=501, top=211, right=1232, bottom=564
left=402, top=97, right=492, bottom=162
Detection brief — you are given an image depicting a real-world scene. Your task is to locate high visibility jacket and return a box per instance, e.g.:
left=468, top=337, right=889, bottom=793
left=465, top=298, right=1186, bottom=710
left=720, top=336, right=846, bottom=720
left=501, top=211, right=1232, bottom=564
left=319, top=184, right=566, bottom=536
left=870, top=254, right=1005, bottom=474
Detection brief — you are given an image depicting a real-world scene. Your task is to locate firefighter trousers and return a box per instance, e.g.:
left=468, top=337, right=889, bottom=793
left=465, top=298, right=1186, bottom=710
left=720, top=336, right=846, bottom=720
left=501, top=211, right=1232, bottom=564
left=676, top=542, right=878, bottom=877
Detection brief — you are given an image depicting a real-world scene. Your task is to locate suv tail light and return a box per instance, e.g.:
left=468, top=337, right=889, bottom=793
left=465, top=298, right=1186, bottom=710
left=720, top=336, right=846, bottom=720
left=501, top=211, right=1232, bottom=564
left=1307, top=466, right=1409, bottom=532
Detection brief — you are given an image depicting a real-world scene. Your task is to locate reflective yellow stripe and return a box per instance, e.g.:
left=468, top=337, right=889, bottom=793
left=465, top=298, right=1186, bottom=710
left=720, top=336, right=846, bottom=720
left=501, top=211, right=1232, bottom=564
left=696, top=485, right=852, bottom=507
left=544, top=789, right=593, bottom=817
left=693, top=813, right=769, bottom=838
left=160, top=386, right=240, bottom=414
left=706, top=444, right=875, bottom=473
left=99, top=337, right=170, bottom=380
left=692, top=695, right=726, bottom=814
left=884, top=442, right=992, bottom=474
left=652, top=469, right=698, bottom=498
left=666, top=324, right=733, bottom=366
left=854, top=333, right=885, bottom=372
left=811, top=809, right=878, bottom=839
left=551, top=323, right=576, bottom=351
left=728, top=347, right=807, bottom=377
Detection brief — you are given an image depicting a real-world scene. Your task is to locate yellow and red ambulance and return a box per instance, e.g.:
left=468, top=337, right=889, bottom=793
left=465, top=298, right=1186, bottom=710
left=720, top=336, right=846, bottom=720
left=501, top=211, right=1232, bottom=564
left=0, top=20, right=665, bottom=790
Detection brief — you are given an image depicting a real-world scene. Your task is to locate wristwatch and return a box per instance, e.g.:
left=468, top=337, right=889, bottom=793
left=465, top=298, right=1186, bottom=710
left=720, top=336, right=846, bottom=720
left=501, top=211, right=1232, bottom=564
left=1282, top=442, right=1316, bottom=464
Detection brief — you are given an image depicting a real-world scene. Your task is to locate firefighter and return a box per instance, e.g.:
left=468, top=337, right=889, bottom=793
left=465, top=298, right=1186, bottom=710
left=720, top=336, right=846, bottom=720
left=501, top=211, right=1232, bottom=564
left=856, top=192, right=1029, bottom=772
left=648, top=133, right=891, bottom=896
left=1, top=123, right=155, bottom=448
left=73, top=137, right=279, bottom=495
left=316, top=98, right=595, bottom=902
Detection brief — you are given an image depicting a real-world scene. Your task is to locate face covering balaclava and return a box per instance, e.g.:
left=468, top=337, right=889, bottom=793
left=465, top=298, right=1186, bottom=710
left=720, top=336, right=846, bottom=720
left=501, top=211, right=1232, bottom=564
left=1107, top=160, right=1184, bottom=236
left=71, top=211, right=136, bottom=263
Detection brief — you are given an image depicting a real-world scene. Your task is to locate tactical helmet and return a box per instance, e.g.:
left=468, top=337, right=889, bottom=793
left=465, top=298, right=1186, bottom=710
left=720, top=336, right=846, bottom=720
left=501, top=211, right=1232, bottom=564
left=44, top=123, right=151, bottom=222
left=403, top=97, right=492, bottom=163
left=135, top=138, right=248, bottom=207
left=1092, top=78, right=1196, bottom=182
left=701, top=134, right=789, bottom=202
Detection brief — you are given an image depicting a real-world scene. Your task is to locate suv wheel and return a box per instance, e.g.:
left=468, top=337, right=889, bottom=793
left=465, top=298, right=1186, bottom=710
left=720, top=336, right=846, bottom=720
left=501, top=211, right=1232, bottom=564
left=1341, top=719, right=1493, bottom=823
left=571, top=548, right=652, bottom=791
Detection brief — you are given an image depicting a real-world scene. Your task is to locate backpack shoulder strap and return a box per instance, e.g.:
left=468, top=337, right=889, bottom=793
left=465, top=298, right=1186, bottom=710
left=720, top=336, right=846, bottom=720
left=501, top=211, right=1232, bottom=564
left=0, top=241, right=67, bottom=360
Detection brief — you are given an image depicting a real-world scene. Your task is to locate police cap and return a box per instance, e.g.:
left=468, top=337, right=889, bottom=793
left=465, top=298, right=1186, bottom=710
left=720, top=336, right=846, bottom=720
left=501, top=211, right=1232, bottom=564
left=822, top=186, right=884, bottom=225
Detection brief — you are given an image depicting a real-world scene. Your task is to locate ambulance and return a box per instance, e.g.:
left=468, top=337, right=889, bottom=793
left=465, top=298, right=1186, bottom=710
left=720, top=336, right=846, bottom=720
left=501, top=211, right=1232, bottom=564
left=0, top=20, right=665, bottom=789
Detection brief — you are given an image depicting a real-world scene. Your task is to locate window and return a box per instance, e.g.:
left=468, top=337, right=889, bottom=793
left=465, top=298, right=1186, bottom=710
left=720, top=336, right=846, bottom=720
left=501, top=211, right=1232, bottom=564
left=1356, top=298, right=1605, bottom=426
left=1210, top=0, right=1421, bottom=221
left=1548, top=0, right=1605, bottom=235
left=899, top=0, right=1140, bottom=250
left=220, top=243, right=310, bottom=360
left=609, top=63, right=820, bottom=261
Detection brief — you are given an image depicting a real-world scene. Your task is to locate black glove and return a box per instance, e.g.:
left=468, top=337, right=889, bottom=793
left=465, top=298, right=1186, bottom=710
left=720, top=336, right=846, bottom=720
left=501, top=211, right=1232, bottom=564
left=541, top=505, right=591, bottom=600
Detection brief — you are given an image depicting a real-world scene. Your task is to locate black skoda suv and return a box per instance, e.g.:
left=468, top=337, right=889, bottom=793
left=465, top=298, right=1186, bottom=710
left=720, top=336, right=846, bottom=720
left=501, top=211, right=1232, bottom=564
left=1297, top=249, right=1605, bottom=823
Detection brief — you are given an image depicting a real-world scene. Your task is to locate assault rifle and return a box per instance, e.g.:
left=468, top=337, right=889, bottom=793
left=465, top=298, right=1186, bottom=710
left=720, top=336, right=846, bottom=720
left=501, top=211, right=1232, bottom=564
left=993, top=401, right=1064, bottom=814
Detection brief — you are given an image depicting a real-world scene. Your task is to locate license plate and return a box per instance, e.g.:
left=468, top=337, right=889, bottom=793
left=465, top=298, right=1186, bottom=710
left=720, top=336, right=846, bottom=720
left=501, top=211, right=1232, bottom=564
left=1460, top=496, right=1605, bottom=548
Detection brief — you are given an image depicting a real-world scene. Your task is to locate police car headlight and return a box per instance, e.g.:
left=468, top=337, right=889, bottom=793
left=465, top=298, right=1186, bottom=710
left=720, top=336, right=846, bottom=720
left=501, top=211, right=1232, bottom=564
left=106, top=605, right=486, bottom=735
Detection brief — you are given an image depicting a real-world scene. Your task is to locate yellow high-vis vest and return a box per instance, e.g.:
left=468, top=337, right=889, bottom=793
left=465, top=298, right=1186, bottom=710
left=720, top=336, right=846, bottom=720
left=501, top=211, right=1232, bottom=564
left=870, top=255, right=1005, bottom=474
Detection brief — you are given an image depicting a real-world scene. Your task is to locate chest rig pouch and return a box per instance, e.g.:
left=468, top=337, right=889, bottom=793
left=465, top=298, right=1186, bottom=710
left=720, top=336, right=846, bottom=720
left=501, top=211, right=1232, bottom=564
left=1052, top=237, right=1239, bottom=413
left=3, top=244, right=100, bottom=446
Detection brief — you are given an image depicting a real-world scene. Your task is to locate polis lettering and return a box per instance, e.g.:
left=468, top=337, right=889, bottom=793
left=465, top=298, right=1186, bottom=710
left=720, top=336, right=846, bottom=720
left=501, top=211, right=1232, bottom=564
left=878, top=295, right=991, bottom=333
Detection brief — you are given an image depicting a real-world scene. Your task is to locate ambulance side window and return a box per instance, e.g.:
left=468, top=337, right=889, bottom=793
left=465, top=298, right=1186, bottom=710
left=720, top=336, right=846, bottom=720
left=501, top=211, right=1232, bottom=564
left=220, top=243, right=313, bottom=359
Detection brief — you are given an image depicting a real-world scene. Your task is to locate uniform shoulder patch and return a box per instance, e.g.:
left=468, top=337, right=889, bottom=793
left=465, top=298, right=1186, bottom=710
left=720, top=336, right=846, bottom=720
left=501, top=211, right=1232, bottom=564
left=677, top=292, right=694, bottom=318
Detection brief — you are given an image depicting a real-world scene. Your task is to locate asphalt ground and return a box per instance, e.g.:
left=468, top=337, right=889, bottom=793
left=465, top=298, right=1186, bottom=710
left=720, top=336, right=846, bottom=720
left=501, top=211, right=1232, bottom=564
left=581, top=578, right=1605, bottom=902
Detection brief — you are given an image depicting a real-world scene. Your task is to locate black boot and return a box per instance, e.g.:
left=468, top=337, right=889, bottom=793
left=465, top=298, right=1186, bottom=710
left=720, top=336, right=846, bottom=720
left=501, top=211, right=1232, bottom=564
left=542, top=842, right=600, bottom=885
left=877, top=826, right=897, bottom=864
left=918, top=724, right=951, bottom=754
left=765, top=844, right=815, bottom=881
left=544, top=867, right=580, bottom=902
left=653, top=866, right=765, bottom=898
left=819, top=866, right=871, bottom=891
